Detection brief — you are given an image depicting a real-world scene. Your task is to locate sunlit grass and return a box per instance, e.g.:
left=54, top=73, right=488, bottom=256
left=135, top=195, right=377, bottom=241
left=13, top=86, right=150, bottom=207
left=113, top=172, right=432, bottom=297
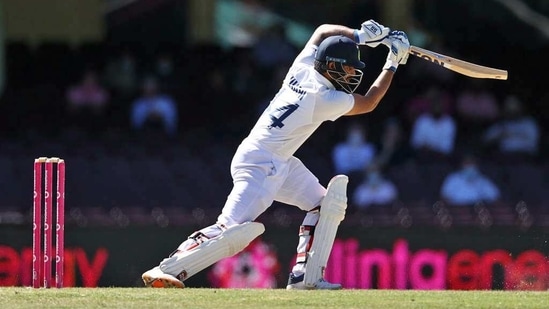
left=1, top=287, right=547, bottom=309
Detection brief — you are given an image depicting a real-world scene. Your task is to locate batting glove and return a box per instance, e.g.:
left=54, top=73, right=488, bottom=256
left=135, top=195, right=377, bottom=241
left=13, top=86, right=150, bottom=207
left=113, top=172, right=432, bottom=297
left=383, top=30, right=410, bottom=72
left=355, top=19, right=390, bottom=47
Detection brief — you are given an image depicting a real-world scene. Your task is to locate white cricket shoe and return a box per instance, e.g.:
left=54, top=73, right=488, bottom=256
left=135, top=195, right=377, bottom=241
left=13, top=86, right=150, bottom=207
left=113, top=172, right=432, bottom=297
left=142, top=266, right=185, bottom=288
left=286, top=273, right=342, bottom=290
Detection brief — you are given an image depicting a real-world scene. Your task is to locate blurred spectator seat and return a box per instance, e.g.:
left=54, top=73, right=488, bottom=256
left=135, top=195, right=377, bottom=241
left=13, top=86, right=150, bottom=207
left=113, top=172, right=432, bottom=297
left=80, top=207, right=116, bottom=227
left=502, top=163, right=545, bottom=204
left=447, top=205, right=475, bottom=226
left=386, top=162, right=428, bottom=202
left=121, top=206, right=155, bottom=226
left=423, top=162, right=454, bottom=202
left=5, top=41, right=34, bottom=88
left=75, top=42, right=108, bottom=69
left=375, top=117, right=414, bottom=169
left=251, top=23, right=296, bottom=70
left=163, top=207, right=191, bottom=226
left=356, top=203, right=399, bottom=227
left=407, top=201, right=435, bottom=226
left=34, top=42, right=75, bottom=85
left=488, top=201, right=517, bottom=226
left=531, top=201, right=549, bottom=227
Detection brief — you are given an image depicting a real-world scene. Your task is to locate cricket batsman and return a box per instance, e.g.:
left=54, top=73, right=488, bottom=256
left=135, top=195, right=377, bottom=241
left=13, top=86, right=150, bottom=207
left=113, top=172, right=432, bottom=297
left=142, top=19, right=409, bottom=289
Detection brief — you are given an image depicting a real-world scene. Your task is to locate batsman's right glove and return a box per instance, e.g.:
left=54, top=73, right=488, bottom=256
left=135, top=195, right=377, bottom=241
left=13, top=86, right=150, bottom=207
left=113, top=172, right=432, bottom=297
left=383, top=30, right=410, bottom=72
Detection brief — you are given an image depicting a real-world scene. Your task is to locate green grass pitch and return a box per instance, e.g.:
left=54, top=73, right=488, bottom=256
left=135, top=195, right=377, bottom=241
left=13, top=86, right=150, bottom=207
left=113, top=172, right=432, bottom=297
left=1, top=288, right=547, bottom=309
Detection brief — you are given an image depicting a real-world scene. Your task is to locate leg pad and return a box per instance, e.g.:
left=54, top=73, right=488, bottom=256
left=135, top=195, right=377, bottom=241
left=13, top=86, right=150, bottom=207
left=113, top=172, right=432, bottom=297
left=304, top=175, right=348, bottom=287
left=159, top=221, right=265, bottom=280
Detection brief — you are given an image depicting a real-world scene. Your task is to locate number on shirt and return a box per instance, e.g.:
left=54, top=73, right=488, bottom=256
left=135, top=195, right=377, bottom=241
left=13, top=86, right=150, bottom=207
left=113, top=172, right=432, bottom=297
left=268, top=103, right=299, bottom=129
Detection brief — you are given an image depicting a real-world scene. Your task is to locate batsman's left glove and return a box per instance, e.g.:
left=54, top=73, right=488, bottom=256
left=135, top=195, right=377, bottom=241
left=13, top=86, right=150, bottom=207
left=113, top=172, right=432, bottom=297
left=355, top=19, right=391, bottom=47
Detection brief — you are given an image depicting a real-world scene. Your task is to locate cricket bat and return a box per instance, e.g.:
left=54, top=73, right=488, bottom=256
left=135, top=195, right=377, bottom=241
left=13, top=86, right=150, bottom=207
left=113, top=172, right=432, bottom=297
left=408, top=45, right=508, bottom=80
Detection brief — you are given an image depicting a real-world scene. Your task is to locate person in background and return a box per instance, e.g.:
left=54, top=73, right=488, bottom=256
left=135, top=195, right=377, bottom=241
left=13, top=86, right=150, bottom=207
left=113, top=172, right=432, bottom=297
left=440, top=153, right=500, bottom=206
left=104, top=48, right=139, bottom=100
left=410, top=90, right=456, bottom=161
left=352, top=162, right=398, bottom=209
left=332, top=121, right=376, bottom=175
left=455, top=79, right=499, bottom=125
left=152, top=50, right=179, bottom=94
left=65, top=68, right=110, bottom=132
left=130, top=76, right=178, bottom=136
left=405, top=85, right=453, bottom=126
left=482, top=95, right=539, bottom=162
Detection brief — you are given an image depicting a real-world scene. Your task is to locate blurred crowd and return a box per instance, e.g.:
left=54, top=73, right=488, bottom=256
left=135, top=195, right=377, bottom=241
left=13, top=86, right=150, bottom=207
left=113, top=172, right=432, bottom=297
left=0, top=18, right=547, bottom=229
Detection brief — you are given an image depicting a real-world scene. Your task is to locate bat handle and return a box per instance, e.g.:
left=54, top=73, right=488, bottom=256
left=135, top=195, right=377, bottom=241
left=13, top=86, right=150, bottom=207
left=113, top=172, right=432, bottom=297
left=380, top=37, right=413, bottom=55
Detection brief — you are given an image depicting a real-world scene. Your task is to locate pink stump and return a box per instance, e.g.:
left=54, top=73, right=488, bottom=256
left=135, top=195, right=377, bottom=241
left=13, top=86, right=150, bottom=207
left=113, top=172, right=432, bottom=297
left=32, top=158, right=43, bottom=288
left=43, top=159, right=54, bottom=288
left=55, top=160, right=65, bottom=288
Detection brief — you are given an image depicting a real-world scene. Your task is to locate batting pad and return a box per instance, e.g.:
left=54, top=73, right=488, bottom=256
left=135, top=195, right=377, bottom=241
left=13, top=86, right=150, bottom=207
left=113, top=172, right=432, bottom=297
left=159, top=222, right=265, bottom=280
left=304, top=175, right=348, bottom=287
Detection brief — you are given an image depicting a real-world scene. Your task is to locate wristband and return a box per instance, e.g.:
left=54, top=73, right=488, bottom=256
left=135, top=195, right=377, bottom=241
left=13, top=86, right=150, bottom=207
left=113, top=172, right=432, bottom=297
left=353, top=29, right=365, bottom=43
left=383, top=60, right=398, bottom=72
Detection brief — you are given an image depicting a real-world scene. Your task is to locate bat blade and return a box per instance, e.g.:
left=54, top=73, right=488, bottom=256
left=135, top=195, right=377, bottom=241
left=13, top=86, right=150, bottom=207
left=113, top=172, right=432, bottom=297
left=409, top=45, right=508, bottom=80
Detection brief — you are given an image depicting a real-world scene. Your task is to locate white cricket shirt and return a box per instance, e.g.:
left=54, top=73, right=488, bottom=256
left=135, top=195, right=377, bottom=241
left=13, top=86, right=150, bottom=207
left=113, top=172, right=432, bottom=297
left=244, top=44, right=355, bottom=159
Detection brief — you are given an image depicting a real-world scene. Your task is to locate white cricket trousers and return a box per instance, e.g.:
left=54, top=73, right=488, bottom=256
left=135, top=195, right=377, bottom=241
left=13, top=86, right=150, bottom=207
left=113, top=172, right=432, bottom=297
left=217, top=142, right=326, bottom=227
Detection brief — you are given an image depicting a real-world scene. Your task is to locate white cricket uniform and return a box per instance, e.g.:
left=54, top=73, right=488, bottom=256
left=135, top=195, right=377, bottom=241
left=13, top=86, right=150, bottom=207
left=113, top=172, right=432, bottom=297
left=217, top=43, right=355, bottom=227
